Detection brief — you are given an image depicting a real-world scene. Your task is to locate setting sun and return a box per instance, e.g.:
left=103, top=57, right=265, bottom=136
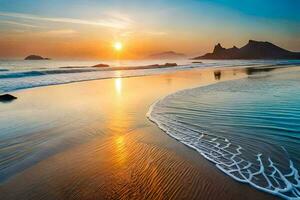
left=114, top=42, right=123, bottom=51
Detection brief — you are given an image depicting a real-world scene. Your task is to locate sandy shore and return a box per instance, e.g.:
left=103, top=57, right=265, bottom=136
left=0, top=67, right=276, bottom=199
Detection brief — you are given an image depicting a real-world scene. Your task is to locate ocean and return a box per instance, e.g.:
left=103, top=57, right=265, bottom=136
left=0, top=59, right=300, bottom=199
left=0, top=59, right=300, bottom=93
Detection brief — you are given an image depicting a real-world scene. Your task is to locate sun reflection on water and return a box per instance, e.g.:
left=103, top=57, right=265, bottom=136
left=114, top=135, right=128, bottom=166
left=115, top=78, right=122, bottom=95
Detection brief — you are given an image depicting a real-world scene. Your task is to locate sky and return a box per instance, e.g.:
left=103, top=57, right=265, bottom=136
left=0, top=0, right=299, bottom=59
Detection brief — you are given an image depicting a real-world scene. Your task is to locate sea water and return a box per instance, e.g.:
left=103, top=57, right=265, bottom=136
left=148, top=69, right=300, bottom=199
left=0, top=59, right=299, bottom=93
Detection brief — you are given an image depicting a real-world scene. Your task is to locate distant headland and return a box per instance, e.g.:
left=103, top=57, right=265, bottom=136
left=193, top=40, right=300, bottom=59
left=147, top=51, right=186, bottom=59
left=25, top=55, right=51, bottom=60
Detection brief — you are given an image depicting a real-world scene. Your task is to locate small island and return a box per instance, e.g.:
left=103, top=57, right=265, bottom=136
left=92, top=64, right=110, bottom=68
left=147, top=51, right=186, bottom=59
left=24, top=55, right=51, bottom=60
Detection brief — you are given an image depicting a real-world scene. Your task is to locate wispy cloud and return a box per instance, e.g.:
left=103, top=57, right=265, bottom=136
left=0, top=19, right=39, bottom=28
left=0, top=11, right=131, bottom=29
left=45, top=29, right=77, bottom=35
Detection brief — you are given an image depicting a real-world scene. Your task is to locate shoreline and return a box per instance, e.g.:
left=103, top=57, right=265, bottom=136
left=1, top=60, right=300, bottom=94
left=0, top=67, right=282, bottom=199
left=0, top=64, right=198, bottom=94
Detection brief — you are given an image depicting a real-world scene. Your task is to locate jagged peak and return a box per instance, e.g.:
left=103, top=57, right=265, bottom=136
left=213, top=43, right=225, bottom=53
left=215, top=43, right=223, bottom=48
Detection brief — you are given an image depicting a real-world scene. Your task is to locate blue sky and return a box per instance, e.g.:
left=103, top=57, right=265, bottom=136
left=0, top=0, right=299, bottom=58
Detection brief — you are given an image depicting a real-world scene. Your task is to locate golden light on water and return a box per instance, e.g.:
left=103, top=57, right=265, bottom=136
left=114, top=42, right=123, bottom=51
left=115, top=78, right=122, bottom=95
left=116, top=136, right=125, bottom=147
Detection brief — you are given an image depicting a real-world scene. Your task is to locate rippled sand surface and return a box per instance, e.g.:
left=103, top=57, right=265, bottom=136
left=0, top=66, right=284, bottom=200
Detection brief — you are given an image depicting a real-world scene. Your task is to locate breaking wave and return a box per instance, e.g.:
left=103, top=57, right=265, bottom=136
left=0, top=65, right=198, bottom=93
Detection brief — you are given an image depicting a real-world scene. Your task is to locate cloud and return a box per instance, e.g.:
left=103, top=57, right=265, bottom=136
left=44, top=29, right=77, bottom=35
left=0, top=11, right=131, bottom=29
left=0, top=19, right=39, bottom=28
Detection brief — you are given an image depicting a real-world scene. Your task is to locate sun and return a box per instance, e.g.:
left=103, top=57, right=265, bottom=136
left=114, top=42, right=123, bottom=51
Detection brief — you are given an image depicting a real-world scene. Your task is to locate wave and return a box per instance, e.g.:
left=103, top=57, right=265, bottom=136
left=147, top=70, right=300, bottom=199
left=0, top=65, right=198, bottom=93
left=0, top=60, right=300, bottom=94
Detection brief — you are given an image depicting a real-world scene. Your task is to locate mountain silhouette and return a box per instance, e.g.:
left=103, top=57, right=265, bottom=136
left=193, top=40, right=300, bottom=59
left=147, top=51, right=186, bottom=59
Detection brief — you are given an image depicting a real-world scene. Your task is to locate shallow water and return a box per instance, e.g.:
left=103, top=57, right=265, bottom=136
left=0, top=59, right=299, bottom=93
left=148, top=69, right=300, bottom=199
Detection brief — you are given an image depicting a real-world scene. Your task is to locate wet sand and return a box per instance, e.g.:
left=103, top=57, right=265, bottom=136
left=0, top=67, right=276, bottom=199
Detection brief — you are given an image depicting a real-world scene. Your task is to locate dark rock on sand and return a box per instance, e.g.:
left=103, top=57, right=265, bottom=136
left=0, top=94, right=17, bottom=102
left=92, top=64, right=110, bottom=68
left=25, top=55, right=50, bottom=60
left=214, top=71, right=221, bottom=80
left=193, top=40, right=300, bottom=59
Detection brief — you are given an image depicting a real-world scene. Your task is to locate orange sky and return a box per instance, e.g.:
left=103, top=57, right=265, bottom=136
left=0, top=25, right=215, bottom=59
left=0, top=0, right=299, bottom=59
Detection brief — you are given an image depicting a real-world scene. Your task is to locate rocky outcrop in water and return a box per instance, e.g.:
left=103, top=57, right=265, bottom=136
left=92, top=64, right=110, bottom=68
left=25, top=55, right=50, bottom=60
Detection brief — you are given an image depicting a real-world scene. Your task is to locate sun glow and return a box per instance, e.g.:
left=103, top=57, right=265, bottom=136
left=114, top=42, right=123, bottom=51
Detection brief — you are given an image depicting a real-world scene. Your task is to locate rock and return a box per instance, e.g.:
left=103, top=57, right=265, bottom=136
left=192, top=61, right=202, bottom=64
left=163, top=63, right=177, bottom=67
left=25, top=55, right=50, bottom=60
left=143, top=63, right=177, bottom=68
left=147, top=64, right=160, bottom=67
left=0, top=94, right=17, bottom=102
left=92, top=64, right=110, bottom=68
left=193, top=40, right=300, bottom=59
left=214, top=71, right=221, bottom=80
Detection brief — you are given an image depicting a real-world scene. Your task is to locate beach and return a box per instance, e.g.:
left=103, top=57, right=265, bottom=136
left=0, top=66, right=280, bottom=200
left=1, top=0, right=299, bottom=199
